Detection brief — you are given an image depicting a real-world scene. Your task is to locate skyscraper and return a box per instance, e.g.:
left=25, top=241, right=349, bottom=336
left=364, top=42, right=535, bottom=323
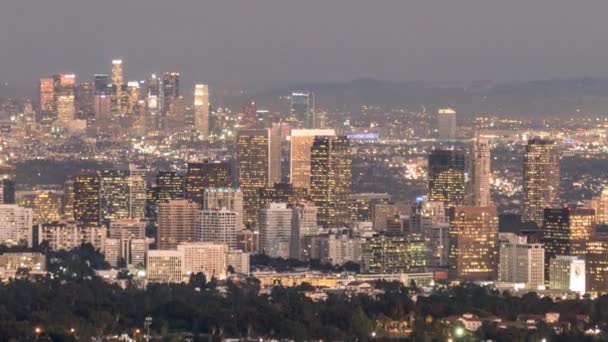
left=428, top=149, right=466, bottom=208
left=236, top=129, right=269, bottom=227
left=200, top=208, right=238, bottom=249
left=522, top=138, right=560, bottom=226
left=111, top=59, right=124, bottom=115
left=542, top=208, right=571, bottom=280
left=185, top=161, right=232, bottom=206
left=94, top=74, right=110, bottom=94
left=0, top=204, right=33, bottom=247
left=291, top=91, right=315, bottom=128
left=73, top=171, right=101, bottom=224
left=290, top=129, right=336, bottom=189
left=436, top=108, right=457, bottom=140
left=466, top=136, right=491, bottom=207
left=310, top=135, right=352, bottom=228
left=128, top=165, right=148, bottom=219
left=156, top=171, right=185, bottom=202
left=203, top=188, right=244, bottom=230
left=570, top=208, right=595, bottom=256
left=157, top=199, right=200, bottom=250
left=100, top=169, right=130, bottom=222
left=449, top=206, right=499, bottom=281
left=268, top=125, right=282, bottom=186
left=39, top=77, right=55, bottom=115
left=498, top=233, right=545, bottom=289
left=259, top=203, right=293, bottom=258
left=162, top=72, right=180, bottom=124
left=194, top=84, right=210, bottom=137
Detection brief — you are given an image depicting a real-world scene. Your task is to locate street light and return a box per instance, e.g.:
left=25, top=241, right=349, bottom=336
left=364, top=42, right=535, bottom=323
left=455, top=327, right=465, bottom=338
left=144, top=316, right=152, bottom=342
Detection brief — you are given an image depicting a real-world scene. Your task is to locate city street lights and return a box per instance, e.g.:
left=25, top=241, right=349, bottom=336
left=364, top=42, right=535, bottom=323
left=144, top=316, right=152, bottom=342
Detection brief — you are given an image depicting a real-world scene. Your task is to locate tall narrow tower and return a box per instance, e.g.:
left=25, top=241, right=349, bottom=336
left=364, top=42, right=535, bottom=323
left=522, top=138, right=560, bottom=226
left=466, top=136, right=491, bottom=207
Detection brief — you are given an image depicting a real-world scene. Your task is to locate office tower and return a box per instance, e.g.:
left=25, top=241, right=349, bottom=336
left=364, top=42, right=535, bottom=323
left=361, top=234, right=410, bottom=274
left=448, top=206, right=499, bottom=281
left=268, top=125, right=282, bottom=185
left=128, top=165, right=148, bottom=219
left=156, top=171, right=185, bottom=202
left=31, top=191, right=62, bottom=225
left=290, top=203, right=318, bottom=259
left=290, top=92, right=315, bottom=128
left=409, top=199, right=446, bottom=233
left=436, top=108, right=456, bottom=140
left=0, top=204, right=33, bottom=247
left=200, top=208, right=238, bottom=249
left=549, top=256, right=585, bottom=294
left=94, top=94, right=111, bottom=131
left=542, top=208, right=571, bottom=279
left=126, top=82, right=140, bottom=115
left=371, top=203, right=405, bottom=232
left=185, top=161, right=232, bottom=205
left=203, top=188, right=243, bottom=230
left=94, top=74, right=110, bottom=94
left=259, top=203, right=293, bottom=258
left=570, top=208, right=595, bottom=256
left=289, top=129, right=336, bottom=189
left=585, top=237, right=608, bottom=295
left=428, top=149, right=466, bottom=208
left=349, top=193, right=391, bottom=222
left=74, top=82, right=95, bottom=121
left=165, top=96, right=187, bottom=133
left=498, top=233, right=545, bottom=289
left=157, top=199, right=200, bottom=250
left=146, top=250, right=183, bottom=283
left=111, top=59, right=124, bottom=114
left=326, top=234, right=362, bottom=265
left=56, top=95, right=76, bottom=125
left=73, top=171, right=101, bottom=224
left=241, top=100, right=257, bottom=129
left=1, top=179, right=16, bottom=204
left=258, top=183, right=309, bottom=210
left=310, top=135, right=352, bottom=228
left=39, top=78, right=55, bottom=115
left=38, top=221, right=107, bottom=251
left=466, top=136, right=491, bottom=207
left=522, top=138, right=560, bottom=226
left=109, top=218, right=146, bottom=240
left=100, top=169, right=130, bottom=222
left=162, top=72, right=180, bottom=121
left=585, top=187, right=608, bottom=224
left=236, top=129, right=269, bottom=227
left=194, top=84, right=210, bottom=137
left=427, top=222, right=450, bottom=267
left=63, top=178, right=75, bottom=220
left=227, top=249, right=250, bottom=274
left=178, top=242, right=229, bottom=280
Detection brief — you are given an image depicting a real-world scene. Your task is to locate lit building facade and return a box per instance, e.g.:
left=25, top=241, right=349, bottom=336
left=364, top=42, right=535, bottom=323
left=466, top=137, right=491, bottom=207
left=522, top=138, right=560, bottom=226
left=289, top=129, right=335, bottom=189
left=428, top=149, right=466, bottom=208
left=498, top=233, right=545, bottom=289
left=157, top=200, right=200, bottom=250
left=236, top=129, right=269, bottom=227
left=200, top=208, right=238, bottom=249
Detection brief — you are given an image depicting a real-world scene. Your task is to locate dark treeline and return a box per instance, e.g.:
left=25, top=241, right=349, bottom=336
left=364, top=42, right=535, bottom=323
left=1, top=247, right=607, bottom=340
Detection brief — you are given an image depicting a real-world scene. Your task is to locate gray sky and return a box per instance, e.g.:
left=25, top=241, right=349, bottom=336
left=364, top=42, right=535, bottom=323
left=1, top=0, right=608, bottom=84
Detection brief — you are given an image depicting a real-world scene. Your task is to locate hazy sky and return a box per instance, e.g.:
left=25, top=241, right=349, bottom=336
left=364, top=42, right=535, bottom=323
left=2, top=0, right=608, bottom=84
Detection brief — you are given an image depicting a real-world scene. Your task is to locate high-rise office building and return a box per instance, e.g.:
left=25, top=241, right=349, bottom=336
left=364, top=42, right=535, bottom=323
left=310, top=135, right=352, bottom=228
left=361, top=234, right=413, bottom=274
left=258, top=183, right=309, bottom=210
left=349, top=193, right=392, bottom=222
left=466, top=137, right=491, bottom=207
left=56, top=94, right=75, bottom=125
left=94, top=94, right=111, bottom=132
left=542, top=208, right=571, bottom=280
left=185, top=161, right=232, bottom=206
left=522, top=138, right=560, bottom=226
left=111, top=59, right=124, bottom=114
left=259, top=203, right=293, bottom=258
left=498, top=233, right=545, bottom=289
left=100, top=169, right=130, bottom=222
left=30, top=191, right=62, bottom=225
left=200, top=208, right=238, bottom=249
left=585, top=237, right=608, bottom=295
left=548, top=256, right=585, bottom=294
left=448, top=206, right=499, bottom=281
left=290, top=203, right=318, bottom=259
left=428, top=149, right=466, bottom=208
left=570, top=208, right=595, bottom=256
left=291, top=91, right=315, bottom=128
left=146, top=250, right=183, bottom=283
left=194, top=84, right=209, bottom=137
left=38, top=221, right=107, bottom=252
left=1, top=179, right=16, bottom=205
left=128, top=165, right=148, bottom=219
left=157, top=199, right=200, bottom=250
left=436, top=108, right=457, bottom=140
left=236, top=129, right=269, bottom=227
left=126, top=81, right=140, bottom=115
left=109, top=218, right=146, bottom=240
left=409, top=199, right=446, bottom=233
left=0, top=204, right=33, bottom=247
left=156, top=171, right=185, bottom=202
left=162, top=72, right=180, bottom=123
left=73, top=171, right=101, bottom=224
left=203, top=188, right=243, bottom=230
left=268, top=125, right=282, bottom=185
left=74, top=82, right=95, bottom=121
left=39, top=77, right=55, bottom=115
left=289, top=129, right=336, bottom=189
left=584, top=187, right=608, bottom=224
left=94, top=74, right=110, bottom=94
